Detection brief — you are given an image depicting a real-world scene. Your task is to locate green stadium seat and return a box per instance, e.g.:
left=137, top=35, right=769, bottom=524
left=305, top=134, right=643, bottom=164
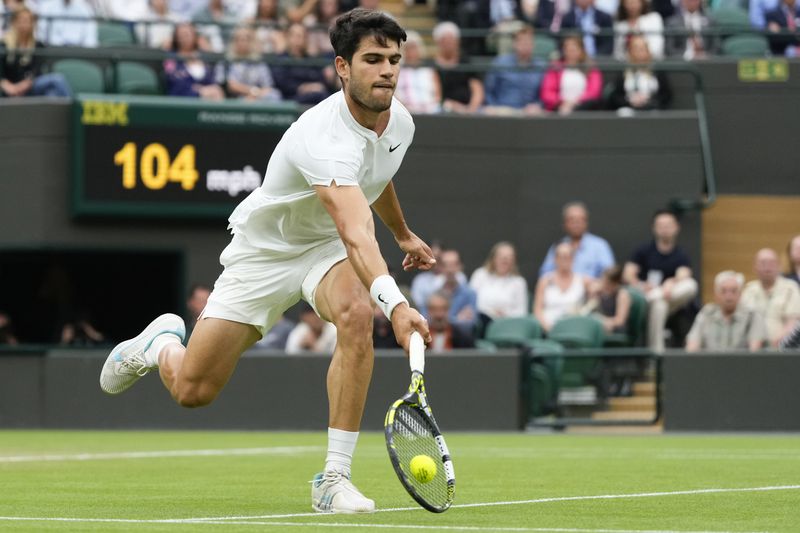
left=527, top=339, right=564, bottom=418
left=534, top=34, right=558, bottom=60
left=549, top=316, right=605, bottom=388
left=98, top=21, right=135, bottom=46
left=711, top=7, right=753, bottom=35
left=721, top=34, right=770, bottom=57
left=484, top=315, right=543, bottom=348
left=52, top=59, right=105, bottom=94
left=114, top=61, right=160, bottom=95
left=604, top=287, right=648, bottom=347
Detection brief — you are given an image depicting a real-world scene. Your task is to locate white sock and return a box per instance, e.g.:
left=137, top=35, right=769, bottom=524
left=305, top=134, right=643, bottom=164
left=144, top=333, right=182, bottom=368
left=325, top=427, right=359, bottom=477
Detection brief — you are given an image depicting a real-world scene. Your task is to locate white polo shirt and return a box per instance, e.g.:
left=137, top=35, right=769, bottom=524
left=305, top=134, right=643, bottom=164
left=228, top=90, right=415, bottom=254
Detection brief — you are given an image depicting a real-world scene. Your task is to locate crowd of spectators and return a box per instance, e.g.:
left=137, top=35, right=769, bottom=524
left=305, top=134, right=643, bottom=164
left=1, top=0, right=794, bottom=111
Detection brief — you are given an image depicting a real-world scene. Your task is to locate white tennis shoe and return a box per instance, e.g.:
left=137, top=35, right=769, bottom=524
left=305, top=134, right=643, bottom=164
left=311, top=470, right=376, bottom=513
left=99, top=313, right=185, bottom=395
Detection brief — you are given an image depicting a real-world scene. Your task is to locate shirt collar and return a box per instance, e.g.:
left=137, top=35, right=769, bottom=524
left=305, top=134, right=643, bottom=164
left=338, top=90, right=395, bottom=142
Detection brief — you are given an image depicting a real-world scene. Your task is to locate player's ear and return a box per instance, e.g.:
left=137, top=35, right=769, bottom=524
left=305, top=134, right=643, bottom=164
left=335, top=56, right=350, bottom=82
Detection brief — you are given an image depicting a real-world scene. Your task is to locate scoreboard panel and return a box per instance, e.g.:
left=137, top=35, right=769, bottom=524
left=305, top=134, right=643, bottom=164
left=71, top=95, right=299, bottom=218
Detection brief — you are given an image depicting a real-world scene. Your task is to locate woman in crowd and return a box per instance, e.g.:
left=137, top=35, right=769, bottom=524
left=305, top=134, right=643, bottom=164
left=163, top=22, right=225, bottom=100
left=271, top=22, right=331, bottom=105
left=614, top=0, right=664, bottom=60
left=540, top=35, right=603, bottom=114
left=534, top=242, right=591, bottom=332
left=583, top=265, right=631, bottom=333
left=250, top=0, right=286, bottom=54
left=136, top=0, right=180, bottom=49
left=608, top=33, right=671, bottom=111
left=470, top=242, right=529, bottom=324
left=394, top=30, right=441, bottom=114
left=1, top=7, right=71, bottom=98
left=220, top=25, right=281, bottom=101
left=432, top=21, right=484, bottom=114
left=304, top=0, right=340, bottom=56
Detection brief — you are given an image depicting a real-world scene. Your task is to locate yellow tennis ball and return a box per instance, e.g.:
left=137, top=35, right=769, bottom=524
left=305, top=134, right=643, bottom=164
left=409, top=454, right=437, bottom=484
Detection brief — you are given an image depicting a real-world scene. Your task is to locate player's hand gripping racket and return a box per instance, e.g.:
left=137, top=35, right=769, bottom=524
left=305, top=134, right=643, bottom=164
left=384, top=332, right=455, bottom=513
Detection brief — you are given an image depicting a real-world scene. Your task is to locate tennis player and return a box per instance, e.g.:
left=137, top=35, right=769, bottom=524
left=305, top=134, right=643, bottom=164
left=100, top=9, right=433, bottom=514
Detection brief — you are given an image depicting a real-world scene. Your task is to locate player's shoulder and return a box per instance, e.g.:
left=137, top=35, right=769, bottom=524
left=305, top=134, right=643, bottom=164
left=288, top=92, right=366, bottom=160
left=391, top=97, right=415, bottom=132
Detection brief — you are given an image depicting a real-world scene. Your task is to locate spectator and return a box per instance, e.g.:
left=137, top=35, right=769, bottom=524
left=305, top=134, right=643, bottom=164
left=664, top=0, right=712, bottom=60
left=766, top=0, right=800, bottom=56
left=558, top=0, right=614, bottom=57
left=411, top=241, right=467, bottom=313
left=60, top=310, right=105, bottom=347
left=433, top=21, right=485, bottom=114
left=741, top=248, right=800, bottom=347
left=285, top=303, right=337, bottom=354
left=426, top=249, right=479, bottom=331
left=786, top=234, right=800, bottom=284
left=751, top=0, right=780, bottom=30
left=540, top=34, right=603, bottom=114
left=256, top=313, right=295, bottom=349
left=186, top=283, right=211, bottom=326
left=534, top=242, right=591, bottom=332
left=36, top=0, right=97, bottom=48
left=0, top=311, right=19, bottom=345
left=613, top=0, right=664, bottom=60
left=94, top=0, right=149, bottom=23
left=483, top=23, right=544, bottom=115
left=534, top=0, right=572, bottom=32
left=539, top=201, right=615, bottom=279
left=427, top=291, right=476, bottom=350
left=249, top=0, right=285, bottom=54
left=304, top=0, right=340, bottom=56
left=469, top=241, right=528, bottom=322
left=283, top=0, right=320, bottom=24
left=163, top=22, right=226, bottom=99
left=686, top=271, right=766, bottom=352
left=608, top=33, right=671, bottom=111
left=395, top=30, right=441, bottom=114
left=1, top=7, right=72, bottom=98
left=136, top=0, right=181, bottom=49
left=373, top=304, right=400, bottom=349
left=623, top=209, right=698, bottom=351
left=583, top=265, right=631, bottom=334
left=169, top=0, right=208, bottom=20
left=272, top=22, right=330, bottom=104
left=193, top=0, right=240, bottom=53
left=220, top=25, right=282, bottom=101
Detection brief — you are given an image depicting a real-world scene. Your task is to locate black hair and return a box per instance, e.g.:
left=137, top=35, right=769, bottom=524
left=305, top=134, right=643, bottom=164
left=617, top=0, right=650, bottom=21
left=652, top=208, right=678, bottom=223
left=329, top=8, right=406, bottom=62
left=602, top=265, right=624, bottom=285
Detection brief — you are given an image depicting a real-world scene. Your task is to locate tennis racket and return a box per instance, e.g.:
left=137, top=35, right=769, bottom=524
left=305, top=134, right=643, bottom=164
left=384, top=331, right=455, bottom=513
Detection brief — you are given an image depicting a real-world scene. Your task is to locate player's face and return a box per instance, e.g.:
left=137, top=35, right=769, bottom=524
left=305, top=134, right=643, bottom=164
left=341, top=36, right=402, bottom=113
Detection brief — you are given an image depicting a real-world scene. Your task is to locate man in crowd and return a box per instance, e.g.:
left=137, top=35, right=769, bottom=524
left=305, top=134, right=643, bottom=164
left=686, top=271, right=765, bottom=352
left=539, top=201, right=615, bottom=279
left=433, top=249, right=479, bottom=332
left=484, top=24, right=544, bottom=115
left=560, top=0, right=614, bottom=57
left=741, top=248, right=800, bottom=347
left=426, top=291, right=476, bottom=351
left=624, top=210, right=697, bottom=351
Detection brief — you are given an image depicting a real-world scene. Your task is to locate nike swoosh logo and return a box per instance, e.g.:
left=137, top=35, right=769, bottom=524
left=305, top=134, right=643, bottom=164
left=378, top=293, right=388, bottom=304
left=389, top=143, right=402, bottom=153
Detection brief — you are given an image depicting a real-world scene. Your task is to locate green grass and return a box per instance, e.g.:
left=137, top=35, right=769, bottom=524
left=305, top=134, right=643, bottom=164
left=1, top=431, right=799, bottom=532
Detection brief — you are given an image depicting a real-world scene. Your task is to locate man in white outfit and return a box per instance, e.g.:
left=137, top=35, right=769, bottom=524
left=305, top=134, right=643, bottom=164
left=99, top=8, right=433, bottom=514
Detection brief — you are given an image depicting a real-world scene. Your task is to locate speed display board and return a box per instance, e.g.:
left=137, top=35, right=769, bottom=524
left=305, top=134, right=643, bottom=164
left=71, top=95, right=299, bottom=218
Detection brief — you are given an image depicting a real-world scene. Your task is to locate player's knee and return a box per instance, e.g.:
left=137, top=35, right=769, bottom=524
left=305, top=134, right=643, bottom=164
left=175, top=383, right=218, bottom=408
left=336, top=300, right=374, bottom=335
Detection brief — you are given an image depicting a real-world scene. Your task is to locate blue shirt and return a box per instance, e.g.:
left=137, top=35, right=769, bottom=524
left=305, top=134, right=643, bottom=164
left=539, top=233, right=616, bottom=279
left=447, top=283, right=479, bottom=330
left=484, top=54, right=544, bottom=108
left=576, top=7, right=598, bottom=57
left=750, top=0, right=780, bottom=28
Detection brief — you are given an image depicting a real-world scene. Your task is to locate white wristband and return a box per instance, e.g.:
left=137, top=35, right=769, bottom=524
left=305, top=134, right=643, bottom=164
left=370, top=274, right=408, bottom=320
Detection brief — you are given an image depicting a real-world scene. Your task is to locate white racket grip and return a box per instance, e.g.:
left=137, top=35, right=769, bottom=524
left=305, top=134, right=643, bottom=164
left=409, top=331, right=425, bottom=374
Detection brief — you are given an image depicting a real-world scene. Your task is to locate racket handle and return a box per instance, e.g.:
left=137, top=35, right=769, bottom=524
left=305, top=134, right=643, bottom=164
left=409, top=331, right=425, bottom=374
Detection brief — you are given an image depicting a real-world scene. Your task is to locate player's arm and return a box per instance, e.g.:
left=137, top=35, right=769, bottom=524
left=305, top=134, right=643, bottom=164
left=371, top=181, right=436, bottom=272
left=314, top=183, right=431, bottom=347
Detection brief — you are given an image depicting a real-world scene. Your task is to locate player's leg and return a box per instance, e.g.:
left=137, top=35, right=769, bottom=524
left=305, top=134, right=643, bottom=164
left=158, top=317, right=261, bottom=407
left=309, top=258, right=377, bottom=513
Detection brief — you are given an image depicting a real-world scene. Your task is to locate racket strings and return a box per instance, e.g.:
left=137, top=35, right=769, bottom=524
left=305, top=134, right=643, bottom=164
left=392, top=404, right=448, bottom=506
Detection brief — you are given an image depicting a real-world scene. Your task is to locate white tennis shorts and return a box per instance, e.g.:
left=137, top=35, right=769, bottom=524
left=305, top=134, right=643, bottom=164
left=203, top=233, right=348, bottom=336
